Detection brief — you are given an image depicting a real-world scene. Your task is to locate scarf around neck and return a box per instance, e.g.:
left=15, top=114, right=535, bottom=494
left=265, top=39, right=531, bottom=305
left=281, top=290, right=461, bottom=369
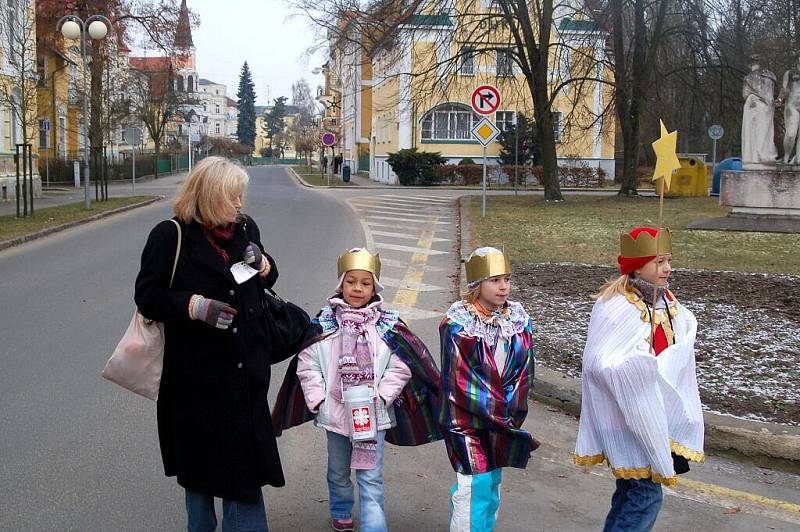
left=204, top=223, right=236, bottom=265
left=330, top=296, right=382, bottom=469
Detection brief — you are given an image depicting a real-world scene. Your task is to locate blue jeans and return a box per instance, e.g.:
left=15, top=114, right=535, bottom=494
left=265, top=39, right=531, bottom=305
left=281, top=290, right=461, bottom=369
left=185, top=488, right=268, bottom=532
left=326, top=430, right=387, bottom=532
left=603, top=478, right=663, bottom=532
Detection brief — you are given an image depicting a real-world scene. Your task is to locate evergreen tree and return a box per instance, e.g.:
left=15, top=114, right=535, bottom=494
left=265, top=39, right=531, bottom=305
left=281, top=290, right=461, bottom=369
left=236, top=62, right=257, bottom=147
left=497, top=113, right=540, bottom=165
left=264, top=96, right=288, bottom=150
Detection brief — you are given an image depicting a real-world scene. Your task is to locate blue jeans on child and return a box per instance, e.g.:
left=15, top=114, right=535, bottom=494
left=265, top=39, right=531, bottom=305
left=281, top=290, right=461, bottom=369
left=449, top=469, right=503, bottom=532
left=326, top=429, right=387, bottom=532
left=603, top=478, right=663, bottom=532
left=185, top=488, right=268, bottom=532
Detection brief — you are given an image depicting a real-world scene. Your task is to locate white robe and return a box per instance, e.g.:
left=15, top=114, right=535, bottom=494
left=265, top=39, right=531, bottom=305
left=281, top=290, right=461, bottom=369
left=573, top=292, right=704, bottom=486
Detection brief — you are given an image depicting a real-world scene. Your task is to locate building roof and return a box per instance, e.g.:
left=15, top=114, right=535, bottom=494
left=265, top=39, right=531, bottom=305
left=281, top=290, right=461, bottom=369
left=225, top=97, right=238, bottom=107
left=129, top=56, right=172, bottom=72
left=174, top=0, right=194, bottom=48
left=199, top=78, right=218, bottom=85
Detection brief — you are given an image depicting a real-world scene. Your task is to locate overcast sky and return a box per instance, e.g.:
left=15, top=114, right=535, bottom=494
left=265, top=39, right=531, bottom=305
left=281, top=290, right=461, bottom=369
left=187, top=0, right=326, bottom=105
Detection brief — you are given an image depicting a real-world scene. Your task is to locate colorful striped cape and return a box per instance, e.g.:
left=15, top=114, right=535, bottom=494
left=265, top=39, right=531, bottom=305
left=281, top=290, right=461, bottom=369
left=271, top=319, right=443, bottom=446
left=438, top=317, right=539, bottom=474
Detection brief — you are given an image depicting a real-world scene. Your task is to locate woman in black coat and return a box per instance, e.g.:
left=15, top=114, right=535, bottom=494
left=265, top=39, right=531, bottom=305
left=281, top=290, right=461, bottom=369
left=135, top=156, right=282, bottom=532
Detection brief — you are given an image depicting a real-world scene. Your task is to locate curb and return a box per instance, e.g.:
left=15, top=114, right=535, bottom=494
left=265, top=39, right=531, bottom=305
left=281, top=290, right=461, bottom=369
left=0, top=196, right=163, bottom=252
left=456, top=194, right=800, bottom=465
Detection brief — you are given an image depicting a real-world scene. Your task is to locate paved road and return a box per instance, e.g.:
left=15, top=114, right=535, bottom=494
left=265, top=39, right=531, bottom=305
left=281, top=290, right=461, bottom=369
left=0, top=166, right=797, bottom=531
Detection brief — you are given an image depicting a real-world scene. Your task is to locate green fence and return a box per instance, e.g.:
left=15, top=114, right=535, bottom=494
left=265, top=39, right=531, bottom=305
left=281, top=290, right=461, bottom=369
left=249, top=157, right=305, bottom=166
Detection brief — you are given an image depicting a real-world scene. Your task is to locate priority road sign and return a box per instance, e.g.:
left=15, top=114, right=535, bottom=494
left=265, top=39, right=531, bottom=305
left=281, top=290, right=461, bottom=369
left=321, top=132, right=336, bottom=147
left=471, top=85, right=501, bottom=116
left=471, top=117, right=501, bottom=145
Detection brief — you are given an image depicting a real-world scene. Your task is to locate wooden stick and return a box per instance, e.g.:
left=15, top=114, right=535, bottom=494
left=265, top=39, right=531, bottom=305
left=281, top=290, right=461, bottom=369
left=650, top=183, right=666, bottom=354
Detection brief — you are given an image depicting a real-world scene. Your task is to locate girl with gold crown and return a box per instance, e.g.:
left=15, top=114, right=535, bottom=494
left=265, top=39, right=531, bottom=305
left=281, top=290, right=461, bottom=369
left=271, top=248, right=442, bottom=532
left=439, top=247, right=538, bottom=532
left=574, top=227, right=704, bottom=531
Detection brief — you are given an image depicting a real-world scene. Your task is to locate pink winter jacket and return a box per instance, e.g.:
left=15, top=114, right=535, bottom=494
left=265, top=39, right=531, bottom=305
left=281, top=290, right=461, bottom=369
left=296, top=300, right=412, bottom=437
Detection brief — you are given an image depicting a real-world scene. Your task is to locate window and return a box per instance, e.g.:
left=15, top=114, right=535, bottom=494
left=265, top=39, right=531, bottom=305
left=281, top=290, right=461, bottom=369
left=215, top=103, right=220, bottom=114
left=177, top=77, right=184, bottom=92
left=553, top=111, right=563, bottom=142
left=58, top=117, right=66, bottom=157
left=496, top=111, right=515, bottom=132
left=496, top=49, right=514, bottom=77
left=460, top=46, right=475, bottom=76
left=37, top=57, right=47, bottom=87
left=421, top=104, right=480, bottom=141
left=215, top=122, right=220, bottom=134
left=69, top=64, right=78, bottom=103
left=187, top=75, right=194, bottom=92
left=39, top=119, right=49, bottom=149
left=203, top=102, right=207, bottom=111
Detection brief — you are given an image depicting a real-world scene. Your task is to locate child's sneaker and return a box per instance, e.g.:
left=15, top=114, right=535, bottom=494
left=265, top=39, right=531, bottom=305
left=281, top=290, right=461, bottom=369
left=330, top=518, right=355, bottom=532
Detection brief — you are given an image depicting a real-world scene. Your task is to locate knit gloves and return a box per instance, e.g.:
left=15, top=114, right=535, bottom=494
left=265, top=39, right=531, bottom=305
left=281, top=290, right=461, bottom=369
left=243, top=242, right=266, bottom=272
left=189, top=295, right=237, bottom=329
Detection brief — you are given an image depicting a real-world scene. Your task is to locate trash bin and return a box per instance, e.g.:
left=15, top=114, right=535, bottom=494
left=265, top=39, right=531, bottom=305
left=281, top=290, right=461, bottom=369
left=342, top=164, right=351, bottom=183
left=656, top=155, right=708, bottom=197
left=711, top=157, right=742, bottom=197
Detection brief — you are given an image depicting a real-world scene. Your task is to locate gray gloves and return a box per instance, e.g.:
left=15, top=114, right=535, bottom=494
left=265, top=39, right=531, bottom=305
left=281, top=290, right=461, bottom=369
left=190, top=295, right=237, bottom=329
left=243, top=242, right=265, bottom=272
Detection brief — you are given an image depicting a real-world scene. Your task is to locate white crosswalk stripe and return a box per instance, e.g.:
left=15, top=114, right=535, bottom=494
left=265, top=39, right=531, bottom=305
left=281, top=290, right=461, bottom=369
left=369, top=230, right=450, bottom=242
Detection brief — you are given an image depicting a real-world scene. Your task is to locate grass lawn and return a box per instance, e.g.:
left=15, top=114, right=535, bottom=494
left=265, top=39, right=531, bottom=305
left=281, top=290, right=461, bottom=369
left=0, top=196, right=157, bottom=242
left=465, top=194, right=800, bottom=274
left=290, top=165, right=356, bottom=186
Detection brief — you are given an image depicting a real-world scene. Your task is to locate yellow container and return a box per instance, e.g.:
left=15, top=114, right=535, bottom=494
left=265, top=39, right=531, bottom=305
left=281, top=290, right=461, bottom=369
left=656, top=156, right=709, bottom=197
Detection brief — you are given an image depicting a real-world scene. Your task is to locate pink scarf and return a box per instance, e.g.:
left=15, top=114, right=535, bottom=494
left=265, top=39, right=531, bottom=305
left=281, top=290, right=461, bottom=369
left=332, top=298, right=380, bottom=469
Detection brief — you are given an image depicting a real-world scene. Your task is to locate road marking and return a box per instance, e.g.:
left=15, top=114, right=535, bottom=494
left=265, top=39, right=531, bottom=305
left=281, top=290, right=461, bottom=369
left=677, top=478, right=800, bottom=516
left=367, top=216, right=451, bottom=225
left=375, top=242, right=448, bottom=255
left=369, top=230, right=450, bottom=242
left=380, top=276, right=447, bottom=292
left=391, top=219, right=441, bottom=322
left=364, top=221, right=449, bottom=232
left=359, top=208, right=449, bottom=220
left=379, top=257, right=448, bottom=271
left=349, top=203, right=452, bottom=215
left=377, top=194, right=452, bottom=204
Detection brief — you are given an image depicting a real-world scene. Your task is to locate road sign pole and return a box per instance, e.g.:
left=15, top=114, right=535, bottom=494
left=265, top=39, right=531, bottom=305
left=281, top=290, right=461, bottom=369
left=712, top=138, right=717, bottom=181
left=482, top=145, right=487, bottom=218
left=132, top=145, right=136, bottom=195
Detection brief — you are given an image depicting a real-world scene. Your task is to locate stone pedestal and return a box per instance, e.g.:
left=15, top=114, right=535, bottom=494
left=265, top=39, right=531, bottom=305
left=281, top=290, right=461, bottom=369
left=721, top=168, right=800, bottom=217
left=688, top=167, right=800, bottom=233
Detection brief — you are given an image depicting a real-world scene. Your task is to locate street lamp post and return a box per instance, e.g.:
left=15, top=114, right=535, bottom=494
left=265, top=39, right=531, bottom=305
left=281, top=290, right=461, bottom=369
left=56, top=14, right=112, bottom=209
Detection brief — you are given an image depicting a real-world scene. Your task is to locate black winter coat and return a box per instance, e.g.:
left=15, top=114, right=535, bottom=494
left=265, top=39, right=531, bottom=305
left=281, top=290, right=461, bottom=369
left=135, top=215, right=284, bottom=503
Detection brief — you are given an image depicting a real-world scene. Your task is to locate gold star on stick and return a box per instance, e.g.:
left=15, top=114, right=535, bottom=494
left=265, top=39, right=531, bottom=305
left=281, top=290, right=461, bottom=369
left=651, top=120, right=680, bottom=191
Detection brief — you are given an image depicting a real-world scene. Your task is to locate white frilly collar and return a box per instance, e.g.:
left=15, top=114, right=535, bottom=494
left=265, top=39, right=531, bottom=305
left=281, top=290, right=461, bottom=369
left=445, top=300, right=529, bottom=341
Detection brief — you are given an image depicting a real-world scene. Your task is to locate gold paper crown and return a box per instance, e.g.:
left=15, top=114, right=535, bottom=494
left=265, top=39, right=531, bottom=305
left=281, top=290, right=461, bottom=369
left=337, top=249, right=381, bottom=279
left=464, top=248, right=512, bottom=284
left=620, top=227, right=672, bottom=258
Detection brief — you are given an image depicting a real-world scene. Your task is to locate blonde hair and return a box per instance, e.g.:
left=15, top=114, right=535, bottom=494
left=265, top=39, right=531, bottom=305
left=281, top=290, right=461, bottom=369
left=594, top=274, right=634, bottom=301
left=461, top=284, right=482, bottom=304
left=173, top=156, right=249, bottom=226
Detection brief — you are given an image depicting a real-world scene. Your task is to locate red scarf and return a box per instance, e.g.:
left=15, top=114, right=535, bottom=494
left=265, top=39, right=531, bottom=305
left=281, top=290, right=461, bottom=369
left=204, top=223, right=236, bottom=265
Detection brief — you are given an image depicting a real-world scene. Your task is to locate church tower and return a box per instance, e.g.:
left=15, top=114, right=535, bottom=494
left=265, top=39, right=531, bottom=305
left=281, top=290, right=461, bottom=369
left=173, top=0, right=198, bottom=93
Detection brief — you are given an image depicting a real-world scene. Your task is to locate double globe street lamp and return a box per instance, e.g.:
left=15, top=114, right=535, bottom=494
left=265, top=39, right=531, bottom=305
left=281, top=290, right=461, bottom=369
left=56, top=15, right=112, bottom=209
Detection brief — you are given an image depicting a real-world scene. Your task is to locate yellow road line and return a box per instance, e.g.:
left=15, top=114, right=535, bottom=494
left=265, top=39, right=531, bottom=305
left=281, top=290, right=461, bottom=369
left=391, top=223, right=437, bottom=313
left=677, top=478, right=800, bottom=515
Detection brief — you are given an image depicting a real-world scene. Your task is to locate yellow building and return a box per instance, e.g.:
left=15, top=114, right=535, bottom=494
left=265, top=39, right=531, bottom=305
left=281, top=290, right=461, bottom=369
left=1, top=0, right=40, bottom=200
left=326, top=6, right=615, bottom=184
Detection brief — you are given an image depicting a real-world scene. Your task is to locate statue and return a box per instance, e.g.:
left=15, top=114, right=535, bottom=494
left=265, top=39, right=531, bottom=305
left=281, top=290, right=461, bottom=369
left=777, top=57, right=800, bottom=164
left=741, top=57, right=778, bottom=164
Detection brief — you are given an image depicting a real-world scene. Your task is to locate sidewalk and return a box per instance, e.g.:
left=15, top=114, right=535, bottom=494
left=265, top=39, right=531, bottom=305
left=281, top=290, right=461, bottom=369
left=0, top=172, right=187, bottom=217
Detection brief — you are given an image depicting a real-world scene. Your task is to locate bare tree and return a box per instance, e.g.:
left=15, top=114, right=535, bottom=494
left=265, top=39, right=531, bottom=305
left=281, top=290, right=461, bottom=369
left=0, top=0, right=39, bottom=214
left=129, top=63, right=178, bottom=178
left=292, top=0, right=612, bottom=200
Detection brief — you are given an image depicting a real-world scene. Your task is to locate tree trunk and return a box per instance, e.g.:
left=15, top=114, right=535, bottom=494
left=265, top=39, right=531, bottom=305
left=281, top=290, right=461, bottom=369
left=154, top=141, right=161, bottom=179
left=530, top=69, right=563, bottom=201
left=617, top=107, right=641, bottom=196
left=90, top=43, right=105, bottom=200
